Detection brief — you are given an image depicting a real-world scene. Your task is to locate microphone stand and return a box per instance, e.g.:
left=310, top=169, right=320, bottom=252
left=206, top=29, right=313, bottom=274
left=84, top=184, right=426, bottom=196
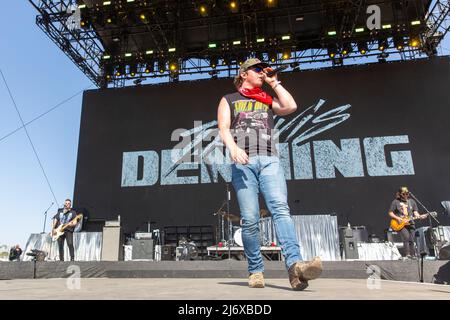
left=213, top=200, right=227, bottom=244
left=409, top=191, right=440, bottom=226
left=42, top=202, right=54, bottom=234
left=409, top=191, right=441, bottom=280
left=226, top=183, right=232, bottom=260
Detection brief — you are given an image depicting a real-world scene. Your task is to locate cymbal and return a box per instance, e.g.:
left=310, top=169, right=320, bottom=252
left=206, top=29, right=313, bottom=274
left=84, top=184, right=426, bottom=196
left=221, top=213, right=240, bottom=222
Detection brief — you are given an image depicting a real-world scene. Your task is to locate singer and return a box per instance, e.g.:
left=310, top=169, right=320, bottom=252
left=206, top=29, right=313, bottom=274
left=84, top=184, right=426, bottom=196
left=217, top=58, right=322, bottom=290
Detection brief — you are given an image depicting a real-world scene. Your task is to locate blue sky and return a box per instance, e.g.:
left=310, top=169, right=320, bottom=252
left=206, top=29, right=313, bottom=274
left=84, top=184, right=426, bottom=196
left=1, top=1, right=449, bottom=249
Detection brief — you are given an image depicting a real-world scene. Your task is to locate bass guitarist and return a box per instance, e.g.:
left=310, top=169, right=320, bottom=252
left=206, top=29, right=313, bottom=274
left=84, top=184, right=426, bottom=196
left=388, top=187, right=427, bottom=259
left=52, top=199, right=77, bottom=261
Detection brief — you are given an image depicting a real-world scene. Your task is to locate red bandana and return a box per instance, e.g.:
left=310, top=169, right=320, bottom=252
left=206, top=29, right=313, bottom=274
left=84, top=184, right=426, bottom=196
left=239, top=87, right=273, bottom=106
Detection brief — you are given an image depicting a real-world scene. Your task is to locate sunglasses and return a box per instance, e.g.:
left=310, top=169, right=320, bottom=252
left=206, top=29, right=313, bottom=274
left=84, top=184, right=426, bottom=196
left=248, top=66, right=264, bottom=73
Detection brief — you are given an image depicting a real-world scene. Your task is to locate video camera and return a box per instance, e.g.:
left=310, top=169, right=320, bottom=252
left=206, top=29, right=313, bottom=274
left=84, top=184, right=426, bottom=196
left=26, top=249, right=47, bottom=262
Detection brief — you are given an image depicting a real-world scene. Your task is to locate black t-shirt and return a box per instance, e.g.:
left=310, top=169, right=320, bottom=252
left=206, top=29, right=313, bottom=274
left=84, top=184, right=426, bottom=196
left=224, top=92, right=276, bottom=156
left=53, top=209, right=77, bottom=232
left=9, top=248, right=22, bottom=261
left=389, top=199, right=419, bottom=226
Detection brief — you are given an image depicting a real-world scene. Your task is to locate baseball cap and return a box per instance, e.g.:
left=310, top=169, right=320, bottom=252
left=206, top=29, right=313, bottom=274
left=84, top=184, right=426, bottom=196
left=239, top=58, right=270, bottom=73
left=399, top=186, right=409, bottom=194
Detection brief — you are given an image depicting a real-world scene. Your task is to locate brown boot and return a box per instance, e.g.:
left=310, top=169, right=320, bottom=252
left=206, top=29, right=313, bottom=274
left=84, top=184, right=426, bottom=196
left=288, top=257, right=323, bottom=291
left=297, top=256, right=323, bottom=281
left=248, top=272, right=265, bottom=288
left=288, top=264, right=309, bottom=291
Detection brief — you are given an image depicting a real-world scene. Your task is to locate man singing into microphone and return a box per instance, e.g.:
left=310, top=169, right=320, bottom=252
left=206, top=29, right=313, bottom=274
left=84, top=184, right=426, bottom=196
left=217, top=58, right=322, bottom=290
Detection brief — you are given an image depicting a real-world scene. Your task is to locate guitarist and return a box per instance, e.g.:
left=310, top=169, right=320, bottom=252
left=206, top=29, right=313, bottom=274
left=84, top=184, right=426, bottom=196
left=388, top=187, right=427, bottom=259
left=52, top=199, right=77, bottom=261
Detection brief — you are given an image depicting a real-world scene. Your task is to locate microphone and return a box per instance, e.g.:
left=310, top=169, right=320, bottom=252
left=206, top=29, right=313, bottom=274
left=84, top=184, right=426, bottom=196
left=266, top=65, right=288, bottom=77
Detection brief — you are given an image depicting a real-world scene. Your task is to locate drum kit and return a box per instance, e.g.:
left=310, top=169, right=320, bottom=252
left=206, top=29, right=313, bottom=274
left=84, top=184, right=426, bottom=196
left=213, top=208, right=274, bottom=247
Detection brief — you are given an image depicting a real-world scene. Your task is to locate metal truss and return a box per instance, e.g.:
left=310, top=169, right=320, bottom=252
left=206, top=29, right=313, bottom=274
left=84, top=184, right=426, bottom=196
left=28, top=0, right=442, bottom=88
left=29, top=0, right=105, bottom=87
left=423, top=0, right=450, bottom=55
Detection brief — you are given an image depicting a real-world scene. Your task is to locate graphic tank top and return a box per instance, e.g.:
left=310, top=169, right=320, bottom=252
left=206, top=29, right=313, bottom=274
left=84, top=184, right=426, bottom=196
left=224, top=92, right=276, bottom=156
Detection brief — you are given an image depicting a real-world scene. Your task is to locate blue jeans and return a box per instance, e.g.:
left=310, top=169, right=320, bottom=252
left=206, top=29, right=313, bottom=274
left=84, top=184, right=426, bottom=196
left=231, top=155, right=302, bottom=273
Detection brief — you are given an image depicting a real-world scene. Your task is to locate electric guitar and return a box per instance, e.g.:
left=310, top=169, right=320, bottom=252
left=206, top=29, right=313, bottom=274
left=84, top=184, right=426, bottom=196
left=390, top=211, right=436, bottom=231
left=51, top=213, right=83, bottom=241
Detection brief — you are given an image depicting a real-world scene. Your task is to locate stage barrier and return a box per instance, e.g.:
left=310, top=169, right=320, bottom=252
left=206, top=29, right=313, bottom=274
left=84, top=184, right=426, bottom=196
left=22, top=232, right=102, bottom=261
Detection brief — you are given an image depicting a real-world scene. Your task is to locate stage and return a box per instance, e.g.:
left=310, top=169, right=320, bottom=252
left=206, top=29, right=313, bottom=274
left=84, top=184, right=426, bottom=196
left=1, top=260, right=449, bottom=285
left=0, top=277, right=449, bottom=300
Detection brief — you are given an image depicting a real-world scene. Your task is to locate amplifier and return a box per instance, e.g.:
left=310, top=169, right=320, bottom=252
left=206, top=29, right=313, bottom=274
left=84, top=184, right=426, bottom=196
left=161, top=245, right=176, bottom=261
left=135, top=232, right=152, bottom=240
left=131, top=239, right=154, bottom=260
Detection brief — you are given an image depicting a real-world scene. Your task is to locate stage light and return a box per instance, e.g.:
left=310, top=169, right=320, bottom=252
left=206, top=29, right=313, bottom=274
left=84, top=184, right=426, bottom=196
left=209, top=56, right=218, bottom=69
left=411, top=20, right=421, bottom=26
left=129, top=63, right=138, bottom=76
left=79, top=8, right=91, bottom=29
left=394, top=36, right=405, bottom=50
left=232, top=40, right=241, bottom=45
left=237, top=54, right=247, bottom=66
left=256, top=38, right=265, bottom=43
left=355, top=27, right=364, bottom=33
left=378, top=38, right=388, bottom=51
left=144, top=60, right=154, bottom=73
left=169, top=60, right=178, bottom=72
left=146, top=50, right=154, bottom=55
left=328, top=31, right=337, bottom=36
left=409, top=37, right=420, bottom=47
left=116, top=64, right=125, bottom=77
left=222, top=56, right=231, bottom=65
left=198, top=3, right=209, bottom=17
left=357, top=41, right=368, bottom=55
left=332, top=57, right=343, bottom=66
left=281, top=35, right=291, bottom=41
left=382, top=24, right=392, bottom=29
left=102, top=55, right=111, bottom=60
left=208, top=43, right=217, bottom=48
left=342, top=43, right=352, bottom=56
left=327, top=45, right=337, bottom=58
left=139, top=12, right=150, bottom=24
left=158, top=59, right=166, bottom=73
left=229, top=1, right=239, bottom=13
left=105, top=64, right=114, bottom=79
left=378, top=52, right=389, bottom=62
left=282, top=48, right=291, bottom=60
left=168, top=47, right=176, bottom=53
left=265, top=0, right=278, bottom=8
left=104, top=14, right=116, bottom=25
left=80, top=19, right=90, bottom=29
left=268, top=51, right=277, bottom=63
left=124, top=53, right=132, bottom=58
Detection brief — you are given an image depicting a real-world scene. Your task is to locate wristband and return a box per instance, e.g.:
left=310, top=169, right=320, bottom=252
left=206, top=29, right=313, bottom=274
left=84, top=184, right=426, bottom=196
left=272, top=81, right=281, bottom=89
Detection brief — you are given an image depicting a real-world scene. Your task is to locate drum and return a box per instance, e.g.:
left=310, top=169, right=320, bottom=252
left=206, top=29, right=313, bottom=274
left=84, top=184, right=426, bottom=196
left=233, top=228, right=243, bottom=246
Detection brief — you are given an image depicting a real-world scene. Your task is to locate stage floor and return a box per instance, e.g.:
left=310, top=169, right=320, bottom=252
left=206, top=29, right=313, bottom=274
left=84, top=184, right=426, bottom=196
left=0, top=278, right=449, bottom=300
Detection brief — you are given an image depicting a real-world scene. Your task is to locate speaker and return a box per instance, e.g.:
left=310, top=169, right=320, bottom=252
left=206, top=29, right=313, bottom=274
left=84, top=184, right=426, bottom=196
left=161, top=245, right=176, bottom=261
left=101, top=225, right=124, bottom=261
left=438, top=244, right=450, bottom=260
left=343, top=237, right=359, bottom=259
left=386, top=230, right=403, bottom=243
left=131, top=239, right=154, bottom=260
left=415, top=227, right=435, bottom=256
